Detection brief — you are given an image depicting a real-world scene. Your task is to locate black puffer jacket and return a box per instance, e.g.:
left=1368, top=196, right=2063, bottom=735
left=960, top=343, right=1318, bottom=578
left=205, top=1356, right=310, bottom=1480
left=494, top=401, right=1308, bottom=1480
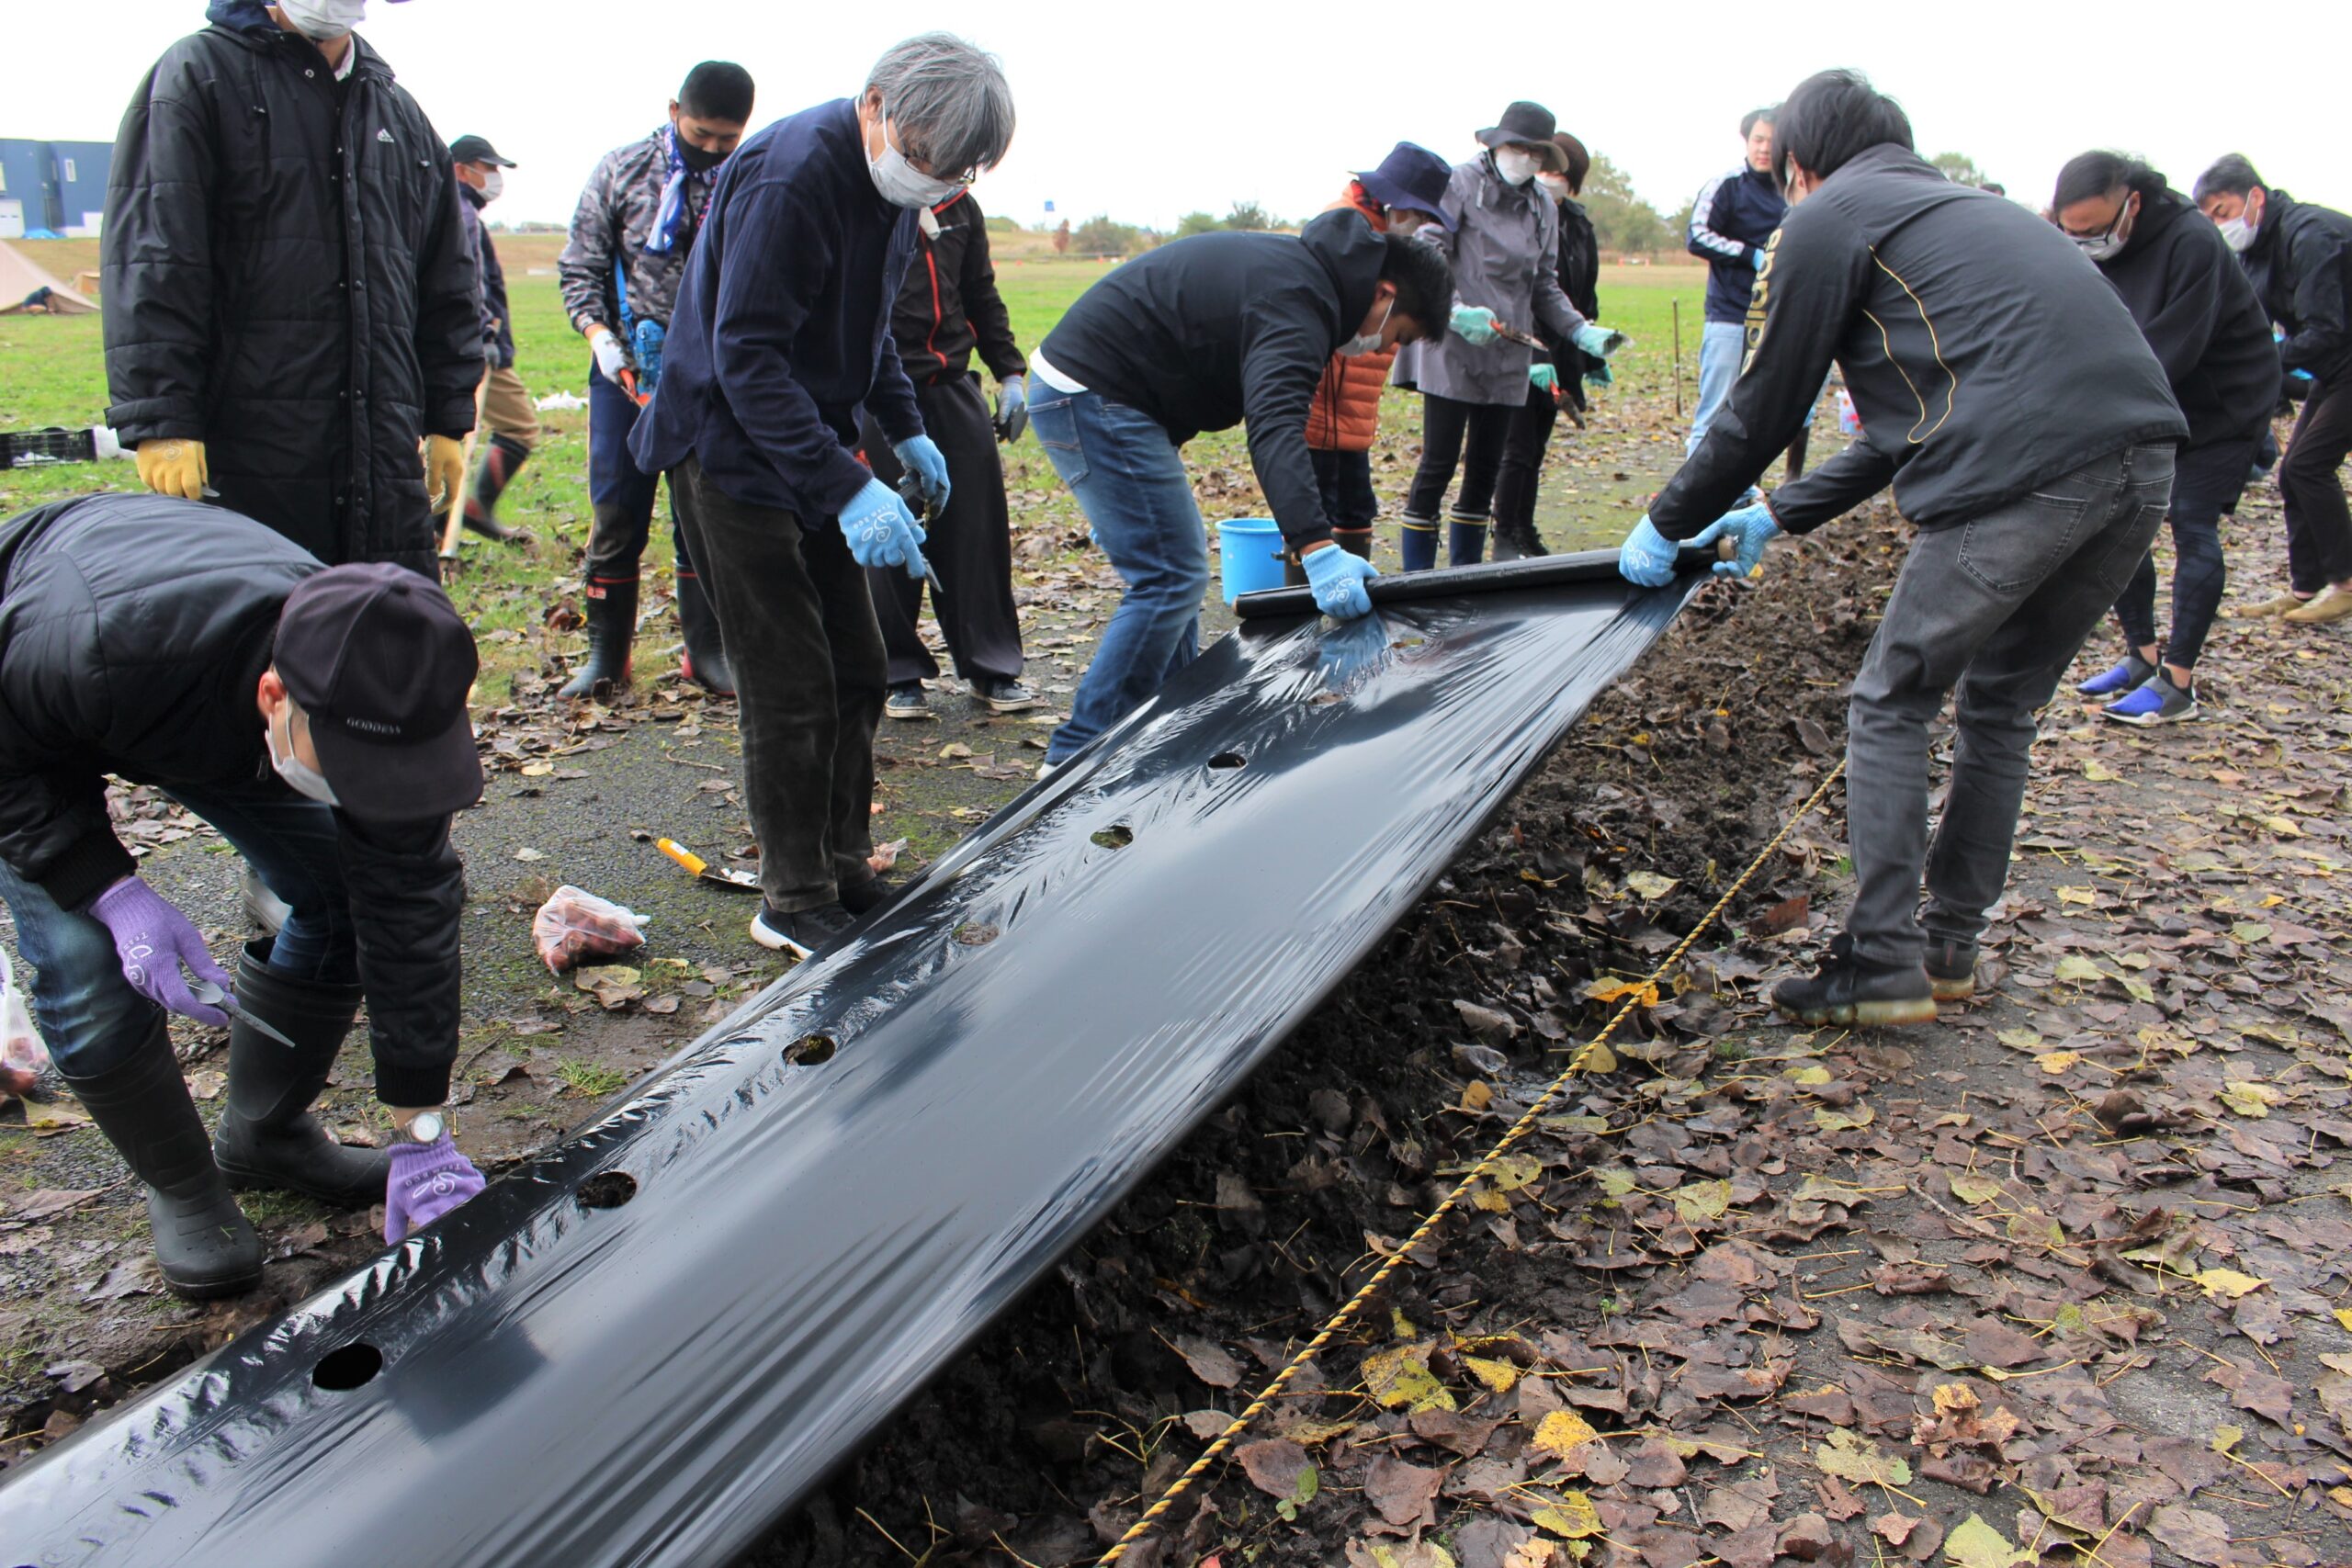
left=2092, top=184, right=2277, bottom=450
left=100, top=12, right=482, bottom=575
left=0, top=494, right=466, bottom=1106
left=2242, top=189, right=2352, bottom=389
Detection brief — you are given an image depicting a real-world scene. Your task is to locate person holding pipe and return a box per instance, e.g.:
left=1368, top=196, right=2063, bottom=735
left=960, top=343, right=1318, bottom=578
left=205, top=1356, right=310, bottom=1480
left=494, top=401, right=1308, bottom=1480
left=0, top=493, right=488, bottom=1298
left=1025, top=211, right=1455, bottom=774
left=1619, top=69, right=2187, bottom=1028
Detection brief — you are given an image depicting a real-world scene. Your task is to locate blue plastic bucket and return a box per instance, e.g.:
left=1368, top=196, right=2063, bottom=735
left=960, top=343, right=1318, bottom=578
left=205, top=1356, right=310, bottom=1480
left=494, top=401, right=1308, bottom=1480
left=1216, top=518, right=1286, bottom=604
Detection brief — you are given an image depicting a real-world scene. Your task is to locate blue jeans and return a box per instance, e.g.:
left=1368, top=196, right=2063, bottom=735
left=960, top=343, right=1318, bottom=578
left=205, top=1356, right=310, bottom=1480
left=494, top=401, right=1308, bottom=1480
left=0, top=784, right=356, bottom=1075
left=1685, top=321, right=1747, bottom=453
left=1031, top=389, right=1207, bottom=764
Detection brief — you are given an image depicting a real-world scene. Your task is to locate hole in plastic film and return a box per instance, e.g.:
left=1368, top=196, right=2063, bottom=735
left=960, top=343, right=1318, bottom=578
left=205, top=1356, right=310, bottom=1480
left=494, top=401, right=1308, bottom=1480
left=312, top=1341, right=384, bottom=1392
left=578, top=1171, right=638, bottom=1210
left=785, top=1035, right=838, bottom=1066
left=1090, top=825, right=1135, bottom=849
left=1208, top=751, right=1247, bottom=771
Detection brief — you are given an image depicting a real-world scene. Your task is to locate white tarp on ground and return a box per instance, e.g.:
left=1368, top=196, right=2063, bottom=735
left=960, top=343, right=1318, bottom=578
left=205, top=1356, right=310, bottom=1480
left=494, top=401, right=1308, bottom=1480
left=0, top=243, right=98, bottom=314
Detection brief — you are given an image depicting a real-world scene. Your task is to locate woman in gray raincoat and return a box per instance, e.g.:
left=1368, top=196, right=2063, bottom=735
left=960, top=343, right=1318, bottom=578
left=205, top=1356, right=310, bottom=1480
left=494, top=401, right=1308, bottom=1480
left=1391, top=100, right=1623, bottom=570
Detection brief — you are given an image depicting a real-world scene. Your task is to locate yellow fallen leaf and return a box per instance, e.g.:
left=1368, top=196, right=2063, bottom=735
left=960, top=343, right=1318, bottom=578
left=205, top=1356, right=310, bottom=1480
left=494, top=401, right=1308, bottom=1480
left=1944, top=1513, right=2034, bottom=1568
left=1948, top=1174, right=2004, bottom=1206
left=1531, top=1409, right=1600, bottom=1463
left=2211, top=1423, right=2244, bottom=1453
left=2083, top=760, right=2120, bottom=783
left=1362, top=1345, right=1454, bottom=1414
left=2056, top=886, right=2098, bottom=906
left=1814, top=1103, right=1875, bottom=1134
left=2333, top=1308, right=2352, bottom=1332
left=1489, top=1153, right=1544, bottom=1192
left=1585, top=977, right=1658, bottom=1009
left=2192, top=1269, right=2267, bottom=1300
left=2053, top=955, right=2106, bottom=985
left=1623, top=871, right=1679, bottom=901
left=1785, top=1065, right=1834, bottom=1086
left=1996, top=1029, right=2043, bottom=1051
left=1531, top=1489, right=1602, bottom=1540
left=1464, top=1355, right=1521, bottom=1394
left=2036, top=1050, right=2084, bottom=1075
left=1816, top=1427, right=1912, bottom=1486
left=2221, top=1081, right=2281, bottom=1119
left=1472, top=1182, right=1511, bottom=1213
left=1674, top=1179, right=1735, bottom=1224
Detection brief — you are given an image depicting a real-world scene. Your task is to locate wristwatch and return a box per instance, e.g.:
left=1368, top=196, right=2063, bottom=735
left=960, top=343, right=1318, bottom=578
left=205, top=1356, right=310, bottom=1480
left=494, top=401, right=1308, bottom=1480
left=397, top=1109, right=450, bottom=1146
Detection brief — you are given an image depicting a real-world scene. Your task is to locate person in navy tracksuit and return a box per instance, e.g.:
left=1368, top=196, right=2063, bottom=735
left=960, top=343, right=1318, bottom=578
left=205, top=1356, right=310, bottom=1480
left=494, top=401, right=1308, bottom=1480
left=1683, top=107, right=1787, bottom=452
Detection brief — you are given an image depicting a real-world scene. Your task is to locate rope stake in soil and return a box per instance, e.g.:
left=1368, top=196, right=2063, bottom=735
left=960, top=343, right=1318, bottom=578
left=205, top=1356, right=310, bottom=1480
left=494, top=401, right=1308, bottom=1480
left=1097, top=761, right=1849, bottom=1565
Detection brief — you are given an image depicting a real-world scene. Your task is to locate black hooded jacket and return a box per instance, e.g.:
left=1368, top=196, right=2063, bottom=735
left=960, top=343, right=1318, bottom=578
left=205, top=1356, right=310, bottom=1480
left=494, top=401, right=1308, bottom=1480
left=1038, top=209, right=1388, bottom=547
left=2091, top=184, right=2278, bottom=450
left=2243, top=189, right=2352, bottom=389
left=100, top=6, right=482, bottom=575
left=1653, top=145, right=2186, bottom=538
left=0, top=494, right=466, bottom=1106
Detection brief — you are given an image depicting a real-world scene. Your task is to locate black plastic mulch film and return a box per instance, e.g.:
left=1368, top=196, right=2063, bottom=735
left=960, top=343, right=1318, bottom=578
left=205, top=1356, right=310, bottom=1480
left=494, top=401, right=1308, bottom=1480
left=3, top=548, right=1718, bottom=1567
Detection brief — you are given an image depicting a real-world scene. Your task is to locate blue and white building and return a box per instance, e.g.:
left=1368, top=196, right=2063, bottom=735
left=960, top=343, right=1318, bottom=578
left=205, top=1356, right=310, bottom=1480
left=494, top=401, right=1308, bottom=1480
left=0, top=139, right=114, bottom=240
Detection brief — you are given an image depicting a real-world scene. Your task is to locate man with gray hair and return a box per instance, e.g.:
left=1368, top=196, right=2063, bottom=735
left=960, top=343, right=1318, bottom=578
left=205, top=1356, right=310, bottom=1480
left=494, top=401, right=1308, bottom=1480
left=631, top=33, right=1015, bottom=958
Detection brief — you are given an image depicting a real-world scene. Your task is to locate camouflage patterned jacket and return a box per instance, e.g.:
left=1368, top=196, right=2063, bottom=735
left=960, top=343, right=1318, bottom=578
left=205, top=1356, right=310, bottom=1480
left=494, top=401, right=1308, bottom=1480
left=558, top=129, right=714, bottom=337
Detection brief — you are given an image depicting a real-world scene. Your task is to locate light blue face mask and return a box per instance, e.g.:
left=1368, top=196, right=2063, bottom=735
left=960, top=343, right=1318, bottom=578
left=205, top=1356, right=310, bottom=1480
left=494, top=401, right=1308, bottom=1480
left=277, top=0, right=367, bottom=42
left=267, top=705, right=341, bottom=807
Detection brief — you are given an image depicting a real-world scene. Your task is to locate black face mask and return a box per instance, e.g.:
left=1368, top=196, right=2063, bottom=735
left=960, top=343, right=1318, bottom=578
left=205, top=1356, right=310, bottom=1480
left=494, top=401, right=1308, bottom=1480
left=674, top=130, right=727, bottom=174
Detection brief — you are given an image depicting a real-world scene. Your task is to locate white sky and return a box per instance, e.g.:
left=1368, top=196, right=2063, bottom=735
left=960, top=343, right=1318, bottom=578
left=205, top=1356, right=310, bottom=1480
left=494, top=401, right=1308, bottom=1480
left=11, top=0, right=2349, bottom=232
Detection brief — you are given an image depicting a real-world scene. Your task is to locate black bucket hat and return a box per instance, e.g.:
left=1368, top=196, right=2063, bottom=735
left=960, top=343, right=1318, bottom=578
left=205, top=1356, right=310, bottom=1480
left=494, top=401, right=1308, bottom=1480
left=1476, top=102, right=1568, bottom=173
left=1353, top=142, right=1456, bottom=231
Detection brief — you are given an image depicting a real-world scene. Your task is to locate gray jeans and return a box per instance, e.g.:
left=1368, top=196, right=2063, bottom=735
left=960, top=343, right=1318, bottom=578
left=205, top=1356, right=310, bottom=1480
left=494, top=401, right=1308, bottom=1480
left=1845, top=443, right=2172, bottom=967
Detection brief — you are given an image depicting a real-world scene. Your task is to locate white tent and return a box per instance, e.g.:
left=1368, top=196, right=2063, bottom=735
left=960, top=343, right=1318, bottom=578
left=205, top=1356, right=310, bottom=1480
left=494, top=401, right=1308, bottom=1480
left=0, top=243, right=98, bottom=314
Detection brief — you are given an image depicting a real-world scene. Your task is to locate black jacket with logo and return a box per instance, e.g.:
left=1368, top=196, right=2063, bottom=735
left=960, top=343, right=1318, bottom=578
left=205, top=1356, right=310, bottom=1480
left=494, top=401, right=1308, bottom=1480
left=100, top=12, right=482, bottom=575
left=0, top=494, right=466, bottom=1105
left=888, top=191, right=1026, bottom=389
left=1653, top=145, right=2187, bottom=538
left=2093, top=184, right=2277, bottom=450
left=1039, top=209, right=1388, bottom=547
left=2242, top=189, right=2352, bottom=389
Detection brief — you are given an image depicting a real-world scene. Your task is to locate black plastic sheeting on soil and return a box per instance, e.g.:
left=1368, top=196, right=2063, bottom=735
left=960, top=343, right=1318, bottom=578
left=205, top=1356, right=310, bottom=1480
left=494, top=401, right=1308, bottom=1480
left=2, top=557, right=1714, bottom=1568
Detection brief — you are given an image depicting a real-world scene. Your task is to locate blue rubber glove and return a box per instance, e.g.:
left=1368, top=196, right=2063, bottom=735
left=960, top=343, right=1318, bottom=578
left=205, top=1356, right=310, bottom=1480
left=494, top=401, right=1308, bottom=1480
left=1585, top=362, right=1613, bottom=389
left=1302, top=543, right=1379, bottom=620
left=839, top=478, right=932, bottom=579
left=993, top=376, right=1028, bottom=443
left=1572, top=323, right=1627, bottom=359
left=1529, top=363, right=1560, bottom=394
left=1451, top=306, right=1499, bottom=344
left=893, top=434, right=952, bottom=513
left=1619, top=514, right=1690, bottom=588
left=1750, top=248, right=1768, bottom=271
left=1709, top=502, right=1781, bottom=577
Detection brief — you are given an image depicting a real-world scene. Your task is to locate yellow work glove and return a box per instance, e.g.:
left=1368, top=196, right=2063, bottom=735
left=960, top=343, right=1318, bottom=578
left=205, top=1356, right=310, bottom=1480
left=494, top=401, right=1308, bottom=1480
left=424, top=434, right=467, bottom=513
left=135, top=438, right=209, bottom=500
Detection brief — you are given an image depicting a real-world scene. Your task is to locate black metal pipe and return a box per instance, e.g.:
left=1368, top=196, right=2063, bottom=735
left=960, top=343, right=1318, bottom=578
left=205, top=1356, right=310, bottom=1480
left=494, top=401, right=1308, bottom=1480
left=1235, top=540, right=1728, bottom=621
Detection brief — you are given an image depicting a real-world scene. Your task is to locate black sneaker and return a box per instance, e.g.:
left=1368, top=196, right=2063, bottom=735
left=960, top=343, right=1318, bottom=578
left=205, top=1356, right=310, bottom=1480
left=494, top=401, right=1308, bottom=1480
left=1923, top=937, right=1977, bottom=1002
left=836, top=876, right=895, bottom=916
left=884, top=682, right=932, bottom=721
left=974, top=676, right=1041, bottom=714
left=1770, top=933, right=1939, bottom=1026
left=750, top=900, right=853, bottom=958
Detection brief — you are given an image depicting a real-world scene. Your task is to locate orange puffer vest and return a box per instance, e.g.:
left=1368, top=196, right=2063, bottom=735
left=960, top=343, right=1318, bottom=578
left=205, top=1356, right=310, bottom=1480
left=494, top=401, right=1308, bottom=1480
left=1305, top=189, right=1392, bottom=454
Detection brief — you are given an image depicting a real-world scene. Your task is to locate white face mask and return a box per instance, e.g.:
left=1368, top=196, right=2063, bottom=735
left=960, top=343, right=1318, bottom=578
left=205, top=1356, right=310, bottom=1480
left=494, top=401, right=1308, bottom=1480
left=477, top=168, right=503, bottom=203
left=1536, top=173, right=1570, bottom=203
left=2071, top=194, right=2135, bottom=263
left=277, top=0, right=367, bottom=41
left=868, top=116, right=965, bottom=210
left=1492, top=148, right=1541, bottom=187
left=2218, top=209, right=2257, bottom=254
left=1339, top=296, right=1395, bottom=357
left=267, top=705, right=341, bottom=806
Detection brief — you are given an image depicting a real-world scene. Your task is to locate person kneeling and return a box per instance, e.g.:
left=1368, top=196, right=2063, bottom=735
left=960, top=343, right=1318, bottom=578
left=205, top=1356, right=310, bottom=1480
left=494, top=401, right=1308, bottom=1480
left=0, top=494, right=489, bottom=1297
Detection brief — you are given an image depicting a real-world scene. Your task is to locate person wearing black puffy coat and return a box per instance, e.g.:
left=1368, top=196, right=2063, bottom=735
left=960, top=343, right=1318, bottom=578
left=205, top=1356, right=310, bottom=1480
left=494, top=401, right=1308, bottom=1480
left=100, top=0, right=481, bottom=576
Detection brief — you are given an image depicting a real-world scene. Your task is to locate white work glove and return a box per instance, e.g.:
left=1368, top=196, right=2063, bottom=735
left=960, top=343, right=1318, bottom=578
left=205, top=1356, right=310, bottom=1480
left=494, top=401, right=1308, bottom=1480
left=589, top=328, right=629, bottom=388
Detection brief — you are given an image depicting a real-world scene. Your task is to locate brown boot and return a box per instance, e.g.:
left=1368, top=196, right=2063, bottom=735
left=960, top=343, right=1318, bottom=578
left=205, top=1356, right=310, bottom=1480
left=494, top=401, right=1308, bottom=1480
left=2283, top=587, right=2352, bottom=624
left=2233, top=589, right=2307, bottom=619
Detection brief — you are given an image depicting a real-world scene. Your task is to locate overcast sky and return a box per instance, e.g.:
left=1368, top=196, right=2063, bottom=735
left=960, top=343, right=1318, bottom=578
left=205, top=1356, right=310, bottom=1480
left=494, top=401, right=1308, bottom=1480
left=12, top=1, right=2348, bottom=232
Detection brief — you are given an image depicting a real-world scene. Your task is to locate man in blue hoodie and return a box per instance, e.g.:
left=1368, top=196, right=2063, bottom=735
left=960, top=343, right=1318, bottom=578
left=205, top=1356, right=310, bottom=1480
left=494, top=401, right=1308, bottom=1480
left=1683, top=107, right=1786, bottom=452
left=629, top=35, right=1013, bottom=960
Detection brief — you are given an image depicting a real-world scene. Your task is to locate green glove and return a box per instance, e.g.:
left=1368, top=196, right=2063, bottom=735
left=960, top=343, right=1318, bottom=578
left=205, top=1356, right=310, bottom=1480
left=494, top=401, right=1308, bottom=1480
left=1529, top=363, right=1559, bottom=394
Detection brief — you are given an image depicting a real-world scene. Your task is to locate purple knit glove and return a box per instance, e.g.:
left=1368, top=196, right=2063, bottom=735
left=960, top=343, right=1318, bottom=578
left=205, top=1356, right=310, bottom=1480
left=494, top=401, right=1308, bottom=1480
left=89, top=876, right=232, bottom=1027
left=385, top=1133, right=486, bottom=1243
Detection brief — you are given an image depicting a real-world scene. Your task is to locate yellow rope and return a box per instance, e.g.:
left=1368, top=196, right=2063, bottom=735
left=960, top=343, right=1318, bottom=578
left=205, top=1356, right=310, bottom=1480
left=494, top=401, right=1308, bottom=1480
left=1097, top=760, right=1848, bottom=1564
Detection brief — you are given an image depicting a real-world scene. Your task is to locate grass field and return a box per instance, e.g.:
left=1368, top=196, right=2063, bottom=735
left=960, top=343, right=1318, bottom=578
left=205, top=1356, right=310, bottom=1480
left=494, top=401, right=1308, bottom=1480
left=0, top=235, right=1709, bottom=688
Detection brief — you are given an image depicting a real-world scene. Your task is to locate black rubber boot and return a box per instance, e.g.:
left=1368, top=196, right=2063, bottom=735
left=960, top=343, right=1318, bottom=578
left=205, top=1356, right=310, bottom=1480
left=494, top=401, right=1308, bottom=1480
left=462, top=434, right=531, bottom=542
left=62, top=1022, right=263, bottom=1300
left=673, top=568, right=736, bottom=695
left=1333, top=526, right=1375, bottom=560
left=1770, top=933, right=1938, bottom=1026
left=213, top=942, right=387, bottom=1207
left=558, top=577, right=637, bottom=700
left=1923, top=937, right=1978, bottom=1002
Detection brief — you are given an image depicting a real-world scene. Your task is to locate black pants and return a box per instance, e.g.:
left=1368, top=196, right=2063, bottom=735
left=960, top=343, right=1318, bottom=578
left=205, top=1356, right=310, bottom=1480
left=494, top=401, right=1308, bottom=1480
left=1308, top=448, right=1378, bottom=529
left=1403, top=394, right=1514, bottom=521
left=2112, top=435, right=2248, bottom=669
left=2281, top=378, right=2352, bottom=593
left=668, top=457, right=883, bottom=911
left=858, top=376, right=1025, bottom=688
left=1491, top=387, right=1563, bottom=543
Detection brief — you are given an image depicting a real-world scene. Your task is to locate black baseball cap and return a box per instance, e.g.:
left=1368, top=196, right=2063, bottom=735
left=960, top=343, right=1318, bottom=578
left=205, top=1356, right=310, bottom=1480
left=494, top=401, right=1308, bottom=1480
left=276, top=564, right=482, bottom=819
left=1353, top=142, right=1456, bottom=231
left=447, top=135, right=515, bottom=168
